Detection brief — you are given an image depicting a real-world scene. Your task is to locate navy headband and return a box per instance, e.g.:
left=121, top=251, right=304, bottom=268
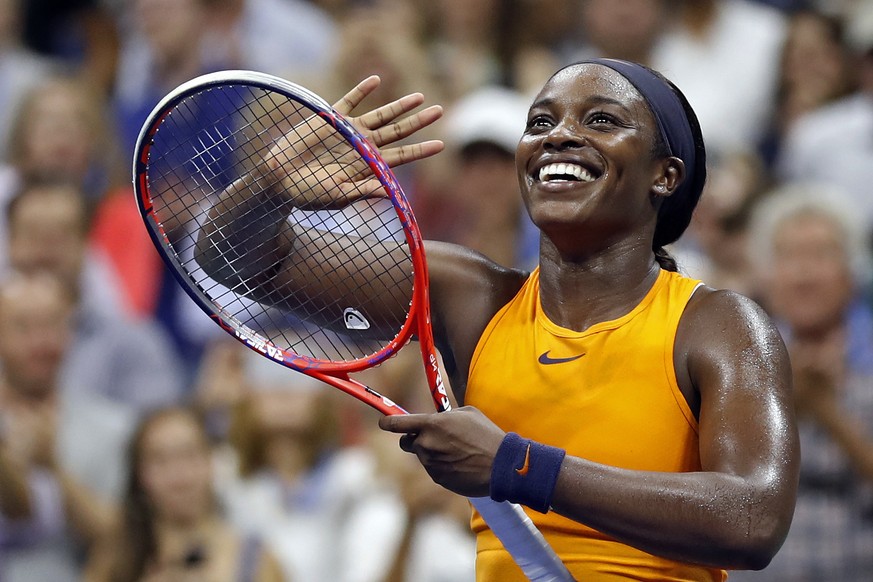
left=579, top=58, right=697, bottom=199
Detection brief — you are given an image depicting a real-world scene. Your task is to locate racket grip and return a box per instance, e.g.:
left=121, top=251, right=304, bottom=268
left=470, top=497, right=576, bottom=581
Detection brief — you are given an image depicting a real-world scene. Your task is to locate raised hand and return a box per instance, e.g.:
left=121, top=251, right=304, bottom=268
left=261, top=76, right=444, bottom=210
left=334, top=75, right=444, bottom=168
left=197, top=76, right=444, bottom=290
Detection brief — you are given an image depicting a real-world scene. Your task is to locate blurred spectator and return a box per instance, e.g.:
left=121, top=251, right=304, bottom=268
left=89, top=183, right=166, bottom=321
left=85, top=406, right=283, bottom=581
left=671, top=150, right=768, bottom=296
left=494, top=0, right=574, bottom=95
left=0, top=0, right=56, bottom=160
left=329, top=0, right=438, bottom=109
left=113, top=0, right=223, bottom=157
left=731, top=185, right=873, bottom=581
left=207, top=341, right=474, bottom=582
left=0, top=74, right=150, bottom=313
left=219, top=351, right=369, bottom=582
left=776, top=0, right=873, bottom=234
left=653, top=0, right=787, bottom=158
left=567, top=0, right=669, bottom=65
left=4, top=75, right=124, bottom=202
left=341, top=428, right=476, bottom=582
left=0, top=271, right=133, bottom=582
left=19, top=0, right=120, bottom=95
left=759, top=8, right=857, bottom=168
left=193, top=340, right=250, bottom=444
left=203, top=0, right=338, bottom=87
left=430, top=85, right=537, bottom=269
left=419, top=0, right=509, bottom=100
left=7, top=181, right=184, bottom=411
left=1, top=73, right=206, bottom=379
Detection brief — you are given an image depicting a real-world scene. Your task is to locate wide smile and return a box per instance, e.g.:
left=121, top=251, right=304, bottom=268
left=530, top=158, right=604, bottom=190
left=537, top=162, right=597, bottom=183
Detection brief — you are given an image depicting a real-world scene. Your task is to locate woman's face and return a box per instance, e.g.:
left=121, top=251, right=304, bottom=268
left=517, top=64, right=666, bottom=251
left=766, top=212, right=854, bottom=335
left=139, top=412, right=213, bottom=524
left=8, top=186, right=87, bottom=292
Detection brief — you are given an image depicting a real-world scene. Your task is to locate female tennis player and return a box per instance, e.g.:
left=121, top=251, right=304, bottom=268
left=198, top=59, right=800, bottom=581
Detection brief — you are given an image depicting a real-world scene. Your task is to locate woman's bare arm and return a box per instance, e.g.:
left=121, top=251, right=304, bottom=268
left=192, top=77, right=444, bottom=335
left=536, top=290, right=798, bottom=569
left=380, top=289, right=799, bottom=570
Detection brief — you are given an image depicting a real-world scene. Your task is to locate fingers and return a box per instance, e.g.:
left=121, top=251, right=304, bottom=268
left=369, top=104, right=443, bottom=147
left=399, top=433, right=418, bottom=453
left=333, top=75, right=381, bottom=115
left=357, top=92, right=426, bottom=132
left=380, top=140, right=445, bottom=168
left=338, top=179, right=389, bottom=202
left=333, top=78, right=444, bottom=172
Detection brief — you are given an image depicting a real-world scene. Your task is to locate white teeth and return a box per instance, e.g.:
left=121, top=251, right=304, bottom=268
left=538, top=162, right=594, bottom=183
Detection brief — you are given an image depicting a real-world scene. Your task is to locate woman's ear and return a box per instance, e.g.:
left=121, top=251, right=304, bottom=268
left=652, top=156, right=686, bottom=199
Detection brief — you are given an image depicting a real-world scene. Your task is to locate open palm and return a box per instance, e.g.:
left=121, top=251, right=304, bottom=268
left=260, top=76, right=443, bottom=210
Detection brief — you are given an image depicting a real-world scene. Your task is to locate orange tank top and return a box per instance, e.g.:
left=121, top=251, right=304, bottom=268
left=466, top=268, right=727, bottom=581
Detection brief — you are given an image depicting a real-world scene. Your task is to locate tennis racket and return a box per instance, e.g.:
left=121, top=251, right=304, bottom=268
left=133, top=70, right=574, bottom=582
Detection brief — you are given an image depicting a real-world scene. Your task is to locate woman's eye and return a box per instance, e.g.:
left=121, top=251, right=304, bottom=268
left=589, top=112, right=615, bottom=125
left=526, top=116, right=552, bottom=129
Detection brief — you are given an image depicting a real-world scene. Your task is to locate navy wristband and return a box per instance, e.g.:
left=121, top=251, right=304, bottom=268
left=490, top=432, right=566, bottom=513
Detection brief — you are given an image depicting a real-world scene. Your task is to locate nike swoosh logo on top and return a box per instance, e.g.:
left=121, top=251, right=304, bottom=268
left=538, top=351, right=586, bottom=365
left=515, top=443, right=531, bottom=476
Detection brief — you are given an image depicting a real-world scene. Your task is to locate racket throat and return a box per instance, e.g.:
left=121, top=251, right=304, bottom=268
left=364, top=386, right=408, bottom=415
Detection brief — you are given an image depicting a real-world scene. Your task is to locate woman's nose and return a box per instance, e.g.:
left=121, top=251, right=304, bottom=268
left=543, top=120, right=585, bottom=150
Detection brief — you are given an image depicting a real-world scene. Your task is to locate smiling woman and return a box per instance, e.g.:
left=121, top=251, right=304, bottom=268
left=191, top=58, right=799, bottom=581
left=378, top=59, right=798, bottom=581
left=519, top=60, right=706, bottom=276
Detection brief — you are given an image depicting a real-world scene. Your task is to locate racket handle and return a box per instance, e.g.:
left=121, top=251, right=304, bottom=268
left=421, top=357, right=572, bottom=578
left=470, top=497, right=576, bottom=581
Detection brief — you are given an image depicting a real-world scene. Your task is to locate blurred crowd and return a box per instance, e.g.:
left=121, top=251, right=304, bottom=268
left=0, top=0, right=872, bottom=581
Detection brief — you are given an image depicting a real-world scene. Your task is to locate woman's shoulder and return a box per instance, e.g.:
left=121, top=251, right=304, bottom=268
left=684, top=285, right=766, bottom=319
left=678, top=286, right=787, bottom=364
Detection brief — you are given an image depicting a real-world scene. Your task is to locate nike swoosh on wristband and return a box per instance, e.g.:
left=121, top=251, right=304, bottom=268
left=515, top=443, right=531, bottom=476
left=538, top=351, right=586, bottom=365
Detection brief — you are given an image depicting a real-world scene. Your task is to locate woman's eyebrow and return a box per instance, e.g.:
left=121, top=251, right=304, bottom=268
left=585, top=95, right=633, bottom=113
left=528, top=95, right=633, bottom=114
left=529, top=96, right=554, bottom=110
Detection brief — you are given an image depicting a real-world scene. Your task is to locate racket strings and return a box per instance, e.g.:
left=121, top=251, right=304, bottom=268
left=195, top=172, right=406, bottom=327
left=145, top=84, right=415, bottom=363
left=253, top=212, right=412, bottom=344
left=178, top=162, right=401, bottom=360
